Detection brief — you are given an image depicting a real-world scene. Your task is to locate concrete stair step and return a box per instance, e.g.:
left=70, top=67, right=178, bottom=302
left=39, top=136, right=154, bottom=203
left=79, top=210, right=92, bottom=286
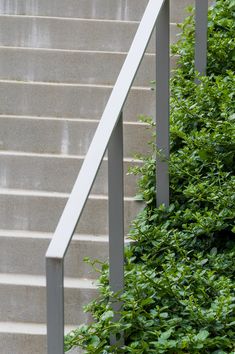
left=0, top=47, right=178, bottom=86
left=0, top=189, right=143, bottom=234
left=0, top=322, right=82, bottom=354
left=0, top=16, right=149, bottom=52
left=0, top=322, right=47, bottom=354
left=0, top=81, right=155, bottom=121
left=0, top=273, right=97, bottom=325
left=0, top=152, right=140, bottom=197
left=0, top=47, right=154, bottom=87
left=0, top=230, right=109, bottom=279
left=0, top=116, right=151, bottom=157
left=0, top=0, right=194, bottom=23
left=0, top=0, right=148, bottom=21
left=0, top=16, right=179, bottom=52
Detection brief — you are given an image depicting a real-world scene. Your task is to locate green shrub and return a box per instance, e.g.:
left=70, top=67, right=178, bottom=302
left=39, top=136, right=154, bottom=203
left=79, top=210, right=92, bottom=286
left=65, top=1, right=235, bottom=352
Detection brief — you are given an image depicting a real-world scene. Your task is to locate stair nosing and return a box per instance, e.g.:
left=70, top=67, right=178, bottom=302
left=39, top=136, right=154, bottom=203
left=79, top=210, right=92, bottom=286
left=0, top=44, right=156, bottom=56
left=0, top=13, right=141, bottom=24
left=0, top=13, right=179, bottom=26
left=0, top=273, right=97, bottom=288
left=0, top=114, right=149, bottom=125
left=0, top=150, right=142, bottom=164
left=0, top=78, right=151, bottom=91
left=0, top=321, right=77, bottom=334
left=0, top=188, right=139, bottom=202
left=0, top=229, right=109, bottom=241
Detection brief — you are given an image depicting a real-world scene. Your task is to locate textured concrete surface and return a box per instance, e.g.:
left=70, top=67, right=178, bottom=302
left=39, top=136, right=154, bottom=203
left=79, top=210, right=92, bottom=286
left=0, top=231, right=108, bottom=278
left=0, top=48, right=178, bottom=86
left=0, top=152, right=140, bottom=196
left=0, top=117, right=152, bottom=156
left=0, top=274, right=97, bottom=325
left=0, top=191, right=143, bottom=234
left=0, top=0, right=194, bottom=22
left=0, top=81, right=155, bottom=120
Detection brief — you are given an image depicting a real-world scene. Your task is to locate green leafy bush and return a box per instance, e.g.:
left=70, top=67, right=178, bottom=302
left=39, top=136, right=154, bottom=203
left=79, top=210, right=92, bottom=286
left=65, top=0, right=235, bottom=352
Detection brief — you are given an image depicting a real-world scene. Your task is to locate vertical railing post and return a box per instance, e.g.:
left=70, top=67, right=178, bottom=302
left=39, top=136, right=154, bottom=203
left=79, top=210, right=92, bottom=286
left=156, top=0, right=170, bottom=207
left=108, top=112, right=124, bottom=345
left=195, top=0, right=208, bottom=80
left=46, top=257, right=64, bottom=354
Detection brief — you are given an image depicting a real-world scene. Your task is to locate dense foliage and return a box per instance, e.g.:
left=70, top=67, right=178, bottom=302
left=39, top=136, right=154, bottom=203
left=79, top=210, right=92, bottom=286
left=65, top=0, right=235, bottom=352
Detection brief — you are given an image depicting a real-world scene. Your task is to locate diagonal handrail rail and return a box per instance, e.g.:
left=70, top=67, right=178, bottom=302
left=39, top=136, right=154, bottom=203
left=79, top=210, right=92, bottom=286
left=45, top=0, right=208, bottom=352
left=46, top=0, right=166, bottom=261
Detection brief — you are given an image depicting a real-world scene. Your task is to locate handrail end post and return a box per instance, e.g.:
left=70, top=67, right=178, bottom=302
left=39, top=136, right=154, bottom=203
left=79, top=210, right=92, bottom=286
left=46, top=257, right=64, bottom=354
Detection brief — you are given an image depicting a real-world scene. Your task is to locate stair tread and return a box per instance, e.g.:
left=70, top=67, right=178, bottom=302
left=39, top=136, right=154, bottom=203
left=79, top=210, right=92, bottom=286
left=0, top=322, right=46, bottom=335
left=0, top=150, right=141, bottom=166
left=0, top=229, right=108, bottom=241
left=0, top=78, right=150, bottom=91
left=0, top=273, right=97, bottom=288
left=0, top=13, right=179, bottom=26
left=0, top=16, right=180, bottom=53
left=0, top=321, right=75, bottom=334
left=0, top=44, right=155, bottom=55
left=0, top=0, right=193, bottom=23
left=0, top=13, right=139, bottom=23
left=0, top=114, right=148, bottom=125
left=0, top=188, right=137, bottom=201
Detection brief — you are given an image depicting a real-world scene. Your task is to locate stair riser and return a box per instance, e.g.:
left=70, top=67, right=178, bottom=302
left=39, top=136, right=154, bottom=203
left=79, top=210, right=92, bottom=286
left=0, top=155, right=140, bottom=197
left=0, top=48, right=178, bottom=86
left=0, top=48, right=154, bottom=87
left=0, top=283, right=97, bottom=325
left=0, top=48, right=151, bottom=87
left=0, top=118, right=152, bottom=157
left=0, top=235, right=108, bottom=278
left=0, top=333, right=46, bottom=354
left=0, top=194, right=143, bottom=234
left=0, top=17, right=179, bottom=52
left=0, top=82, right=155, bottom=121
left=0, top=0, right=194, bottom=23
left=0, top=332, right=83, bottom=354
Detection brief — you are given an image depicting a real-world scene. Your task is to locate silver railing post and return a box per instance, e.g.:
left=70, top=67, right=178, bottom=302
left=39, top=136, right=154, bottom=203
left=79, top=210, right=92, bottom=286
left=108, top=112, right=124, bottom=345
left=156, top=0, right=170, bottom=207
left=195, top=0, right=208, bottom=80
left=46, top=257, right=64, bottom=354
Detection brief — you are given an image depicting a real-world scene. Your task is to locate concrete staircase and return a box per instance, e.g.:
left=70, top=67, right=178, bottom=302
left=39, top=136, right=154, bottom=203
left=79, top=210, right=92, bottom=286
left=0, top=0, right=192, bottom=352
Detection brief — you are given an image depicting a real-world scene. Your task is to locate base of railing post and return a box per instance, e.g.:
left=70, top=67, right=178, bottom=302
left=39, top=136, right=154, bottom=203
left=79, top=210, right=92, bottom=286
left=46, top=257, right=64, bottom=354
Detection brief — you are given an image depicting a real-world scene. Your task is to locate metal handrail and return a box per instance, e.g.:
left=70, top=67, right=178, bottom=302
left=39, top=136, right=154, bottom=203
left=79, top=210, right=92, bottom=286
left=46, top=0, right=208, bottom=352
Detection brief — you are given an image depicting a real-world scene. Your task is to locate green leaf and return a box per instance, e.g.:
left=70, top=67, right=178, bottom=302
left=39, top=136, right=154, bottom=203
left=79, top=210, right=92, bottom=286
left=200, top=259, right=208, bottom=266
left=89, top=335, right=100, bottom=348
left=210, top=247, right=217, bottom=256
left=198, top=150, right=210, bottom=161
left=134, top=194, right=144, bottom=201
left=228, top=0, right=235, bottom=9
left=195, top=329, right=209, bottom=341
left=100, top=311, right=114, bottom=321
left=159, top=312, right=169, bottom=318
left=160, top=329, right=173, bottom=340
